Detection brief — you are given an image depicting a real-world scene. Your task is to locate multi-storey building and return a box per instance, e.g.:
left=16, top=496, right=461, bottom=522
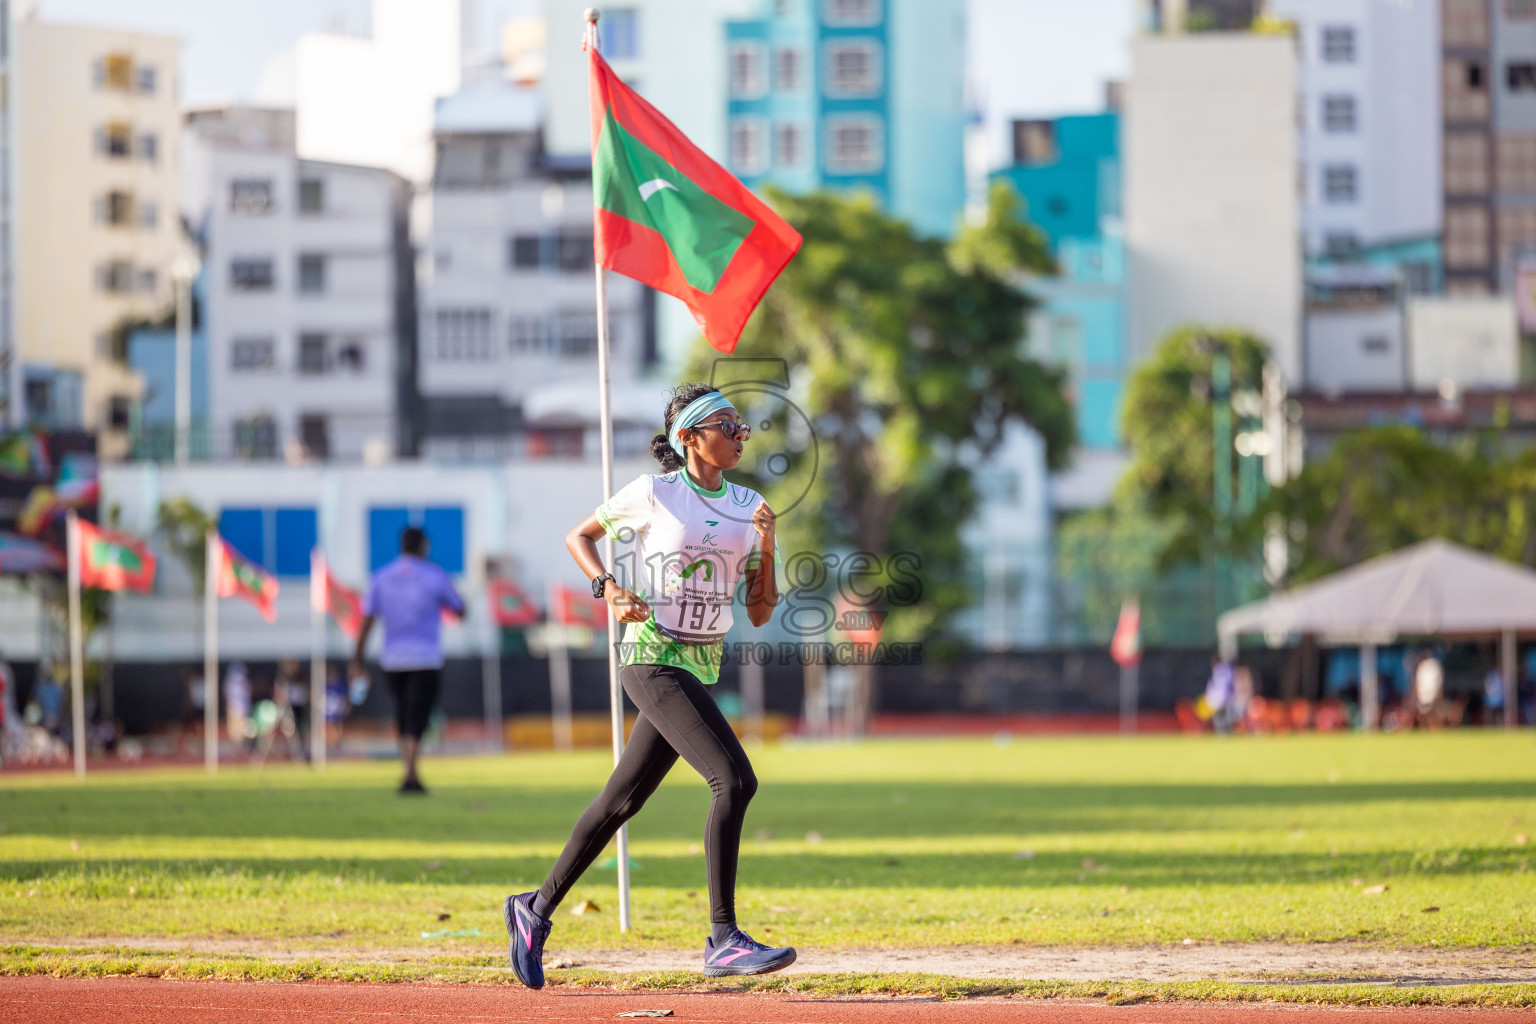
left=12, top=20, right=182, bottom=456
left=190, top=107, right=416, bottom=462
left=993, top=113, right=1127, bottom=454
left=417, top=82, right=654, bottom=461
left=1125, top=31, right=1303, bottom=381
left=723, top=0, right=967, bottom=240
left=1268, top=0, right=1441, bottom=260
left=1443, top=0, right=1536, bottom=294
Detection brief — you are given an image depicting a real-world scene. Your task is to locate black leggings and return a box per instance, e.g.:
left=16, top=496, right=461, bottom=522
left=536, top=663, right=757, bottom=925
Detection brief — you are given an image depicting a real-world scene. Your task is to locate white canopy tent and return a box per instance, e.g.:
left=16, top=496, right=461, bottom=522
left=1217, top=539, right=1531, bottom=728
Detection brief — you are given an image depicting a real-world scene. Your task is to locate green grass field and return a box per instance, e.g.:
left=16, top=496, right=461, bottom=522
left=1, top=732, right=1533, bottom=960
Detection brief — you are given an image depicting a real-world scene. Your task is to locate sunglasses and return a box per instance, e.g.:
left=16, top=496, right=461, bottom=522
left=690, top=419, right=752, bottom=442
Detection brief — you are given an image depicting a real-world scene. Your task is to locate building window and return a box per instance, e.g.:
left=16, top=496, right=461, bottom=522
left=1323, top=231, right=1359, bottom=257
left=336, top=340, right=366, bottom=371
left=97, top=123, right=132, bottom=159
left=1446, top=133, right=1491, bottom=194
left=434, top=309, right=494, bottom=360
left=99, top=191, right=134, bottom=227
left=299, top=178, right=324, bottom=214
left=1322, top=164, right=1358, bottom=203
left=731, top=119, right=768, bottom=174
left=509, top=315, right=545, bottom=354
left=825, top=116, right=884, bottom=174
left=234, top=415, right=279, bottom=460
left=558, top=312, right=598, bottom=357
left=231, top=337, right=276, bottom=371
left=139, top=200, right=158, bottom=229
left=729, top=43, right=767, bottom=98
left=1322, top=94, right=1356, bottom=133
left=230, top=258, right=275, bottom=291
left=1510, top=63, right=1536, bottom=92
left=1445, top=207, right=1491, bottom=269
left=230, top=179, right=274, bottom=216
left=1012, top=120, right=1059, bottom=164
left=508, top=235, right=540, bottom=269
left=98, top=53, right=132, bottom=91
left=825, top=40, right=882, bottom=96
left=1498, top=135, right=1536, bottom=192
left=775, top=47, right=803, bottom=91
left=137, top=268, right=158, bottom=294
left=557, top=231, right=593, bottom=273
left=135, top=65, right=156, bottom=94
left=299, top=414, right=330, bottom=459
left=96, top=260, right=135, bottom=294
left=297, top=254, right=326, bottom=295
left=1468, top=62, right=1485, bottom=89
left=107, top=395, right=133, bottom=430
left=603, top=8, right=641, bottom=59
left=138, top=133, right=158, bottom=163
left=823, top=0, right=880, bottom=27
left=775, top=123, right=804, bottom=167
left=1361, top=336, right=1391, bottom=355
left=1321, top=25, right=1355, bottom=63
left=298, top=333, right=330, bottom=374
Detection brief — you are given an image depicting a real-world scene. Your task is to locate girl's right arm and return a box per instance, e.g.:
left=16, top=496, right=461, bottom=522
left=565, top=512, right=651, bottom=623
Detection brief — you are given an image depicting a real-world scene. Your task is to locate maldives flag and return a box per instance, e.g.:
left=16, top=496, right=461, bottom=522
left=586, top=29, right=801, bottom=353
left=553, top=584, right=607, bottom=631
left=1110, top=600, right=1142, bottom=667
left=488, top=578, right=540, bottom=627
left=75, top=519, right=156, bottom=592
left=216, top=537, right=280, bottom=623
left=310, top=552, right=364, bottom=638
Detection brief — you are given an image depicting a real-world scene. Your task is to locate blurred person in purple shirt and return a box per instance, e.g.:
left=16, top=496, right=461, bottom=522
left=351, top=526, right=465, bottom=794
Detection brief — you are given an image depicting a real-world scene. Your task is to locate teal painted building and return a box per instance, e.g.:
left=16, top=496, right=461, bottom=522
left=724, top=0, right=967, bottom=240
left=992, top=112, right=1127, bottom=451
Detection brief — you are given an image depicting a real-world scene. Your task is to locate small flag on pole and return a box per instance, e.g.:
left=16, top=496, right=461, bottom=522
left=76, top=520, right=156, bottom=592
left=215, top=537, right=280, bottom=622
left=310, top=553, right=364, bottom=638
left=553, top=584, right=607, bottom=631
left=586, top=25, right=802, bottom=353
left=1111, top=600, right=1142, bottom=667
left=488, top=577, right=540, bottom=626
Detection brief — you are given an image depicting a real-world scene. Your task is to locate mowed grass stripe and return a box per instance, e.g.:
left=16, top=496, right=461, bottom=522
left=1, top=733, right=1532, bottom=950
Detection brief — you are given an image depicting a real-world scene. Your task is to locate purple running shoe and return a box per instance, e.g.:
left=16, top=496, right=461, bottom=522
left=503, top=891, right=552, bottom=989
left=702, top=929, right=797, bottom=977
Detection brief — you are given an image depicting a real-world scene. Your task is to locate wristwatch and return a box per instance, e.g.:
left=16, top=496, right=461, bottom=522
left=591, top=572, right=616, bottom=599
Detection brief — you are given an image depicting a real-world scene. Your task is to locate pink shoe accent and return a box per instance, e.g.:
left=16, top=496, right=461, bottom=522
left=711, top=946, right=755, bottom=966
left=516, top=910, right=533, bottom=950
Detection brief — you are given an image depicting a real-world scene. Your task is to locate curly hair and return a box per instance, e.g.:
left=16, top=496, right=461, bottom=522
left=649, top=382, right=721, bottom=472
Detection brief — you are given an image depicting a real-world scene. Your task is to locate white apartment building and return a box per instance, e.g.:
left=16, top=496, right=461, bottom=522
left=192, top=108, right=413, bottom=462
left=418, top=84, right=653, bottom=461
left=1124, top=32, right=1303, bottom=382
left=1268, top=0, right=1441, bottom=258
left=12, top=20, right=182, bottom=455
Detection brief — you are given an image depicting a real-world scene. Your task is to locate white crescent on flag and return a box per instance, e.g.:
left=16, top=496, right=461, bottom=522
left=638, top=178, right=679, bottom=201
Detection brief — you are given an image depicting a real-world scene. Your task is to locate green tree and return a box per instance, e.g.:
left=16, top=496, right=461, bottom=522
left=1116, top=325, right=1271, bottom=568
left=1256, top=424, right=1536, bottom=582
left=157, top=495, right=216, bottom=595
left=687, top=183, right=1073, bottom=643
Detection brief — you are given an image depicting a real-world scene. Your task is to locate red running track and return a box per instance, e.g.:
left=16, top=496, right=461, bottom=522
left=1, top=978, right=1526, bottom=1024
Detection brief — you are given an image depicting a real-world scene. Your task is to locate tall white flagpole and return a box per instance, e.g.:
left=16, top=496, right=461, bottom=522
left=65, top=511, right=86, bottom=778
left=310, top=549, right=326, bottom=769
left=204, top=529, right=220, bottom=773
left=586, top=5, right=631, bottom=934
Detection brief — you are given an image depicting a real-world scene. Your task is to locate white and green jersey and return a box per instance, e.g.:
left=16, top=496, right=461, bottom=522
left=596, top=470, right=774, bottom=684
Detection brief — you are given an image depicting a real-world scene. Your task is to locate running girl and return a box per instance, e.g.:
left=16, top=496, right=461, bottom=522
left=504, top=383, right=793, bottom=988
